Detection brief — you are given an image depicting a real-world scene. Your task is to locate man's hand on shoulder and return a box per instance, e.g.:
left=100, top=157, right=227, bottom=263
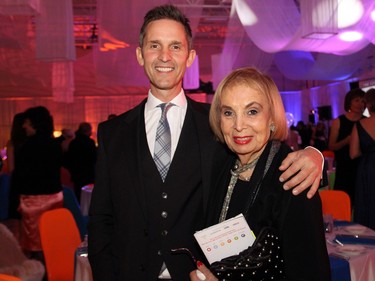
left=279, top=146, right=323, bottom=199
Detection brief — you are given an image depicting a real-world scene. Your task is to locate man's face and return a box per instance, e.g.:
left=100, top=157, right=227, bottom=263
left=136, top=19, right=196, bottom=101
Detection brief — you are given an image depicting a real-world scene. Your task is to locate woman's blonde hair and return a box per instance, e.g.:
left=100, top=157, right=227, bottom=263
left=209, top=67, right=288, bottom=143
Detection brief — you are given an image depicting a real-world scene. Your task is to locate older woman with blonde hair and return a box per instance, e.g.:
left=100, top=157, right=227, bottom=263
left=191, top=67, right=330, bottom=281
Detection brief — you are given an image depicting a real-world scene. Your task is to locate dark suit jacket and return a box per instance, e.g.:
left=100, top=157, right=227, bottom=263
left=88, top=97, right=229, bottom=281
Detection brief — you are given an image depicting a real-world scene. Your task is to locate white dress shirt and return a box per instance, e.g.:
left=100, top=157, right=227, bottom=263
left=145, top=90, right=187, bottom=160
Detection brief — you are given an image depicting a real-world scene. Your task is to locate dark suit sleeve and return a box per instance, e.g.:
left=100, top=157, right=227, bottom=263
left=279, top=189, right=331, bottom=281
left=88, top=123, right=116, bottom=280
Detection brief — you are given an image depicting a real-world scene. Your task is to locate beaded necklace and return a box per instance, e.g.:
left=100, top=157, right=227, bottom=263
left=219, top=157, right=259, bottom=222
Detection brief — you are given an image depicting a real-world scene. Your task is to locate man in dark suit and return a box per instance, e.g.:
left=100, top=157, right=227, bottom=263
left=66, top=122, right=97, bottom=201
left=88, top=5, right=324, bottom=281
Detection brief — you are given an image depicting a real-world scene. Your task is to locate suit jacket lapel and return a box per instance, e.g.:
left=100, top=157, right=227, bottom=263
left=187, top=98, right=218, bottom=217
left=119, top=100, right=149, bottom=222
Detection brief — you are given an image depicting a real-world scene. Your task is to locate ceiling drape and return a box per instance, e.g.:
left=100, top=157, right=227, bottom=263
left=212, top=0, right=375, bottom=87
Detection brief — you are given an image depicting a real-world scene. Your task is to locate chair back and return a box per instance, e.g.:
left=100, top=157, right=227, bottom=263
left=0, top=274, right=22, bottom=281
left=322, top=150, right=335, bottom=171
left=0, top=174, right=10, bottom=220
left=39, top=208, right=81, bottom=281
left=320, top=190, right=351, bottom=221
left=63, top=187, right=87, bottom=239
left=322, top=150, right=334, bottom=159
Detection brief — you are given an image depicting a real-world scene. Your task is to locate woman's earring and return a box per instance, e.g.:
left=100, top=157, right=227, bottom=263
left=270, top=124, right=275, bottom=132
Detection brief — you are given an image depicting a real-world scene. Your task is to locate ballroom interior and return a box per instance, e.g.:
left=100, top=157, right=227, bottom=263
left=1, top=1, right=375, bottom=281
left=0, top=0, right=375, bottom=146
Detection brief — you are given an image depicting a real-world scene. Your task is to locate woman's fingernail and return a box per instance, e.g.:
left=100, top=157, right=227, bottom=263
left=279, top=177, right=284, bottom=182
left=197, top=260, right=203, bottom=267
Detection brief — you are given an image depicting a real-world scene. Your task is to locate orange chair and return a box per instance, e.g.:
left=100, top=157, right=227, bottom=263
left=0, top=274, right=22, bottom=281
left=319, top=190, right=351, bottom=221
left=39, top=208, right=81, bottom=281
left=322, top=150, right=335, bottom=171
left=322, top=150, right=335, bottom=159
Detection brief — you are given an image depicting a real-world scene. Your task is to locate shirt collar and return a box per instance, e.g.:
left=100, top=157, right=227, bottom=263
left=145, top=89, right=187, bottom=112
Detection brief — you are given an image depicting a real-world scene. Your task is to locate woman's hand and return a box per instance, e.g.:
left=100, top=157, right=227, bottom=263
left=189, top=261, right=218, bottom=281
left=279, top=146, right=323, bottom=198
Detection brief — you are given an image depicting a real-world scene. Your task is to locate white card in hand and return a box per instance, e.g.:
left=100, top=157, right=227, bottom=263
left=194, top=214, right=255, bottom=264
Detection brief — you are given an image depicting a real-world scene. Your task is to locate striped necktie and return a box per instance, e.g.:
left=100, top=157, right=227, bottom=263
left=154, top=103, right=173, bottom=181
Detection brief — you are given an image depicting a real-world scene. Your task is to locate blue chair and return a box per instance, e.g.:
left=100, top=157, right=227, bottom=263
left=329, top=256, right=350, bottom=281
left=0, top=174, right=10, bottom=220
left=62, top=187, right=87, bottom=240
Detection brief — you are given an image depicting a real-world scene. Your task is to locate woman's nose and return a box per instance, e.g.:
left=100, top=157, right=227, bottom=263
left=234, top=116, right=245, bottom=131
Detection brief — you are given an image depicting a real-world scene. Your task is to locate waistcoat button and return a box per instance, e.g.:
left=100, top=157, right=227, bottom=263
left=161, top=211, right=168, bottom=218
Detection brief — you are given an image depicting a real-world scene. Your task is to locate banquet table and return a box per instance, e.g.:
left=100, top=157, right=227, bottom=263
left=80, top=184, right=94, bottom=216
left=327, top=221, right=375, bottom=281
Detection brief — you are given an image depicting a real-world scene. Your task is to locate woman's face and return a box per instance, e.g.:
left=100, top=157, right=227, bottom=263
left=220, top=84, right=273, bottom=165
left=23, top=118, right=36, bottom=136
left=350, top=96, right=365, bottom=113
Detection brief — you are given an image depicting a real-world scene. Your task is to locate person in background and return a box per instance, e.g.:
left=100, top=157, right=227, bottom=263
left=311, top=121, right=328, bottom=152
left=17, top=106, right=63, bottom=260
left=107, top=113, right=117, bottom=120
left=55, top=128, right=75, bottom=153
left=328, top=88, right=365, bottom=203
left=66, top=122, right=97, bottom=201
left=296, top=120, right=312, bottom=149
left=286, top=125, right=301, bottom=151
left=55, top=128, right=76, bottom=189
left=6, top=112, right=28, bottom=220
left=88, top=5, right=324, bottom=281
left=350, top=88, right=375, bottom=229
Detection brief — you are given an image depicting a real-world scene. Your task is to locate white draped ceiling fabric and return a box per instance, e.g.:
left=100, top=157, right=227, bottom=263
left=212, top=0, right=375, bottom=87
left=35, top=0, right=75, bottom=103
left=0, top=0, right=76, bottom=103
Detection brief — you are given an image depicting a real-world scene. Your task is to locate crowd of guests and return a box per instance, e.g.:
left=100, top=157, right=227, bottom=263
left=285, top=120, right=328, bottom=152
left=286, top=88, right=374, bottom=232
left=3, top=106, right=97, bottom=262
left=283, top=88, right=375, bottom=231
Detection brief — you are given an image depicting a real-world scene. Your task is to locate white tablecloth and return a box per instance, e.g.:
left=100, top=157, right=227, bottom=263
left=326, top=224, right=375, bottom=281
